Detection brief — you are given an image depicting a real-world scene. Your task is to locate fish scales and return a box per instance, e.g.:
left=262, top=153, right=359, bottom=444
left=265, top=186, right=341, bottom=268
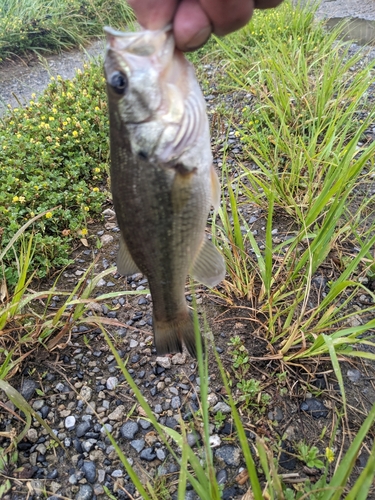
left=104, top=25, right=225, bottom=357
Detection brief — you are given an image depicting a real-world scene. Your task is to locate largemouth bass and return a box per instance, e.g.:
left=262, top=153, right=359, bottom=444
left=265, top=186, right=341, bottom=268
left=104, top=25, right=225, bottom=357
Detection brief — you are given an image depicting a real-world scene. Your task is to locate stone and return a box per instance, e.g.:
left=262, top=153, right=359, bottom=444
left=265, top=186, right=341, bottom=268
left=76, top=421, right=91, bottom=438
left=212, top=402, right=231, bottom=414
left=65, top=416, right=76, bottom=430
left=106, top=377, right=119, bottom=390
left=20, top=379, right=37, bottom=400
left=75, top=484, right=94, bottom=500
left=108, top=404, right=125, bottom=421
left=215, top=445, right=241, bottom=466
left=130, top=439, right=145, bottom=453
left=140, top=447, right=157, bottom=461
left=156, top=356, right=172, bottom=369
left=171, top=352, right=187, bottom=365
left=79, top=386, right=92, bottom=402
left=120, top=421, right=139, bottom=440
left=27, top=428, right=39, bottom=443
left=100, top=234, right=114, bottom=246
left=300, top=398, right=329, bottom=419
left=81, top=461, right=97, bottom=483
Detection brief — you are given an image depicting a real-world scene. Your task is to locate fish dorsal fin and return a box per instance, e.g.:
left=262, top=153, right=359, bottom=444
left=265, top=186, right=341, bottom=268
left=117, top=236, right=140, bottom=276
left=210, top=164, right=221, bottom=210
left=191, top=237, right=226, bottom=288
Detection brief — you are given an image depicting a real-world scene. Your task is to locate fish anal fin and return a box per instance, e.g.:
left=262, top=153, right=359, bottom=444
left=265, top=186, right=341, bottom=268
left=191, top=237, right=226, bottom=288
left=116, top=236, right=140, bottom=276
left=153, top=309, right=199, bottom=358
left=210, top=164, right=221, bottom=210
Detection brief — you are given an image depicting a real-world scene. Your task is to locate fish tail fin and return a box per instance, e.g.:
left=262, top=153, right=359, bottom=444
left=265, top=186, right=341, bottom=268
left=153, top=309, right=201, bottom=358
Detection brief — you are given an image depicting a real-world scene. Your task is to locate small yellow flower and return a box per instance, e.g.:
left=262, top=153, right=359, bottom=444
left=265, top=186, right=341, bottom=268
left=62, top=122, right=67, bottom=126
left=16, top=133, right=21, bottom=138
left=92, top=187, right=99, bottom=192
left=83, top=206, right=89, bottom=212
left=31, top=93, right=36, bottom=98
left=12, top=196, right=19, bottom=202
left=34, top=186, right=39, bottom=190
left=72, top=130, right=79, bottom=137
left=80, top=228, right=88, bottom=236
left=234, top=131, right=241, bottom=137
left=19, top=196, right=26, bottom=203
left=45, top=212, right=53, bottom=219
left=325, top=448, right=334, bottom=463
left=94, top=106, right=100, bottom=111
left=94, top=167, right=100, bottom=173
left=50, top=76, right=55, bottom=81
left=30, top=211, right=35, bottom=217
left=49, top=116, right=54, bottom=121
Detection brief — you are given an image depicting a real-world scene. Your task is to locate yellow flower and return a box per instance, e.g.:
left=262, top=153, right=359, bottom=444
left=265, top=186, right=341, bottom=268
left=94, top=167, right=100, bottom=173
left=234, top=131, right=241, bottom=137
left=62, top=122, right=67, bottom=126
left=30, top=211, right=35, bottom=217
left=19, top=196, right=25, bottom=203
left=45, top=212, right=53, bottom=219
left=72, top=130, right=79, bottom=137
left=95, top=106, right=100, bottom=111
left=49, top=116, right=54, bottom=121
left=80, top=228, right=88, bottom=236
left=83, top=206, right=89, bottom=212
left=31, top=93, right=36, bottom=98
left=34, top=186, right=39, bottom=190
left=325, top=448, right=334, bottom=463
left=92, top=187, right=99, bottom=192
left=12, top=196, right=19, bottom=202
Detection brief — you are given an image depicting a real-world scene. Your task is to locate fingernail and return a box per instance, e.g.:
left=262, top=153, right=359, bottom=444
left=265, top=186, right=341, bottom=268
left=184, top=26, right=212, bottom=51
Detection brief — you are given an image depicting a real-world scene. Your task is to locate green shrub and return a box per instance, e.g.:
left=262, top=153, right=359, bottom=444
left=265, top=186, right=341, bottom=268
left=0, top=63, right=109, bottom=285
left=0, top=0, right=134, bottom=60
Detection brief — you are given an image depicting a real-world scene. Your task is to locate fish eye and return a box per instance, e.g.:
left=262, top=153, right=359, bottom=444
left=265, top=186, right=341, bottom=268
left=109, top=71, right=128, bottom=94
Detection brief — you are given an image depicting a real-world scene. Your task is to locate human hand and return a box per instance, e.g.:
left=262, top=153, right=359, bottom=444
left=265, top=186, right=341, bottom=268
left=127, top=0, right=284, bottom=51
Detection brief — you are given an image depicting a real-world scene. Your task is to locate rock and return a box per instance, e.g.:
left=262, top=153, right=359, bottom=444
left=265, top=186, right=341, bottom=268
left=165, top=417, right=178, bottom=429
left=347, top=369, right=362, bottom=383
left=300, top=398, right=329, bottom=419
left=81, top=439, right=97, bottom=453
left=171, top=352, right=187, bottom=365
left=279, top=443, right=297, bottom=470
left=79, top=386, right=92, bottom=402
left=130, top=439, right=145, bottom=453
left=76, top=421, right=91, bottom=438
left=81, top=461, right=97, bottom=483
left=207, top=393, right=219, bottom=407
left=187, top=432, right=200, bottom=447
left=212, top=402, right=231, bottom=414
left=65, top=416, right=76, bottom=430
left=108, top=404, right=125, bottom=421
left=111, top=469, right=123, bottom=478
left=215, top=445, right=241, bottom=466
left=209, top=434, right=221, bottom=448
left=100, top=234, right=114, bottom=246
left=120, top=421, right=139, bottom=440
left=20, top=379, right=37, bottom=400
left=156, top=356, right=172, bottom=369
left=140, top=447, right=157, bottom=461
left=216, top=469, right=227, bottom=485
left=75, top=484, right=94, bottom=500
left=156, top=448, right=166, bottom=461
left=106, top=377, right=119, bottom=390
left=27, top=428, right=38, bottom=443
left=129, top=339, right=139, bottom=348
left=171, top=396, right=181, bottom=409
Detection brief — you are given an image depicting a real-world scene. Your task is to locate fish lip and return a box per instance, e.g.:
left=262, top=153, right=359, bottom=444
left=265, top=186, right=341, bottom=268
left=103, top=24, right=172, bottom=37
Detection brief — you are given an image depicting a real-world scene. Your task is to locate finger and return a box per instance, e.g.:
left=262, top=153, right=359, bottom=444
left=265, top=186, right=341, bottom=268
left=254, top=0, right=284, bottom=8
left=200, top=0, right=254, bottom=36
left=174, top=0, right=212, bottom=51
left=127, top=0, right=178, bottom=30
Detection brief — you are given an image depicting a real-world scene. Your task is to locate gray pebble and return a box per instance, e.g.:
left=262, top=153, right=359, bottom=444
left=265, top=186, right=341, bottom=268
left=111, top=469, right=123, bottom=478
left=130, top=439, right=145, bottom=453
left=300, top=398, right=328, bottom=419
left=216, top=469, right=227, bottom=485
left=81, top=461, right=97, bottom=483
left=65, top=416, right=76, bottom=430
left=76, top=421, right=91, bottom=438
left=347, top=369, right=362, bottom=383
left=213, top=402, right=231, bottom=414
left=106, top=377, right=119, bottom=390
left=140, top=447, right=157, bottom=461
left=215, top=445, right=241, bottom=466
left=100, top=423, right=113, bottom=435
left=156, top=448, right=166, bottom=461
left=171, top=396, right=181, bottom=409
left=139, top=419, right=151, bottom=430
left=187, top=432, right=200, bottom=447
left=154, top=404, right=163, bottom=414
left=120, top=421, right=139, bottom=440
left=81, top=439, right=97, bottom=453
left=75, top=484, right=94, bottom=500
left=20, top=379, right=37, bottom=401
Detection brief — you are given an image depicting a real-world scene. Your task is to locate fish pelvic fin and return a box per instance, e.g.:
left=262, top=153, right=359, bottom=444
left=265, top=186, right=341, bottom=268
left=153, top=309, right=199, bottom=358
left=116, top=236, right=140, bottom=276
left=191, top=237, right=226, bottom=288
left=210, top=164, right=221, bottom=210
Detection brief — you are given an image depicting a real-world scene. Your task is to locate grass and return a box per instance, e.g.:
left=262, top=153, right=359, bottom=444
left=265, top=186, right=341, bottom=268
left=1, top=0, right=375, bottom=497
left=0, top=0, right=134, bottom=61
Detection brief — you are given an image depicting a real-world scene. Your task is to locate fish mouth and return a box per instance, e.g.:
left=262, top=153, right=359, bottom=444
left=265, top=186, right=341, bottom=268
left=103, top=24, right=173, bottom=56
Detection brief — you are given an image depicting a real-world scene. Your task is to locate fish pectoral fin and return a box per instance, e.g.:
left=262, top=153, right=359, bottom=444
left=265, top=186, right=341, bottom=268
left=191, top=237, right=226, bottom=288
left=210, top=164, right=221, bottom=210
left=116, top=236, right=140, bottom=276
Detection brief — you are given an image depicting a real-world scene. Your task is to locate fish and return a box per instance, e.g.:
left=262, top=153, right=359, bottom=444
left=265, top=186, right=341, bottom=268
left=104, top=25, right=225, bottom=357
